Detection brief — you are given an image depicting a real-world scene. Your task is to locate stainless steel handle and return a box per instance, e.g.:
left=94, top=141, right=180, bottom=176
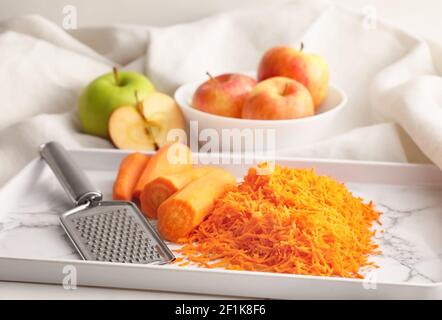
left=39, top=141, right=102, bottom=206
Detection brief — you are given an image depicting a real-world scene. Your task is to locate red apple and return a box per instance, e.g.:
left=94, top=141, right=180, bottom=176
left=192, top=73, right=257, bottom=118
left=257, top=44, right=329, bottom=108
left=241, top=77, right=314, bottom=120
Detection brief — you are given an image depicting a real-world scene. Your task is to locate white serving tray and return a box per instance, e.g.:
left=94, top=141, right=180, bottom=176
left=0, top=148, right=441, bottom=299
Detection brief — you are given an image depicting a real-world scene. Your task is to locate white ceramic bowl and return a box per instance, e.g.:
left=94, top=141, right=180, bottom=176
left=174, top=75, right=347, bottom=152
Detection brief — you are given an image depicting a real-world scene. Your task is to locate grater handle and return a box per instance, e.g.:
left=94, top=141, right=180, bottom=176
left=39, top=141, right=102, bottom=206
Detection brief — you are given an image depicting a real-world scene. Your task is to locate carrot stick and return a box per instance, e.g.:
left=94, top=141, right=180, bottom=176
left=133, top=142, right=192, bottom=199
left=157, top=168, right=236, bottom=242
left=140, top=167, right=214, bottom=219
left=112, top=153, right=150, bottom=201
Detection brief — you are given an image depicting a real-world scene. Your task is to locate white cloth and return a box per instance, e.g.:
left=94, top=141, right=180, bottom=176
left=0, top=0, right=441, bottom=186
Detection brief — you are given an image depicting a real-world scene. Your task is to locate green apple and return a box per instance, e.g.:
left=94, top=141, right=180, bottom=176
left=78, top=68, right=155, bottom=138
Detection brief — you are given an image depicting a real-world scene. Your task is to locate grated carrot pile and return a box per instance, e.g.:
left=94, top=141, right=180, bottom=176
left=177, top=164, right=381, bottom=278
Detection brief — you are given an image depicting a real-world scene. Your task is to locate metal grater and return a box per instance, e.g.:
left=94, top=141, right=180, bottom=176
left=40, top=141, right=174, bottom=264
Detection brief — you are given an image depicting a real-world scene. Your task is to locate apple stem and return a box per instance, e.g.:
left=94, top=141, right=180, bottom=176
left=206, top=72, right=217, bottom=83
left=299, top=42, right=304, bottom=52
left=146, top=126, right=159, bottom=150
left=134, top=90, right=143, bottom=113
left=113, top=67, right=120, bottom=86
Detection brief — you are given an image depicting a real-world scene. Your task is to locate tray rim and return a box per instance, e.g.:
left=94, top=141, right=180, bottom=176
left=3, top=147, right=441, bottom=196
left=0, top=147, right=441, bottom=292
left=1, top=255, right=440, bottom=288
left=66, top=146, right=442, bottom=170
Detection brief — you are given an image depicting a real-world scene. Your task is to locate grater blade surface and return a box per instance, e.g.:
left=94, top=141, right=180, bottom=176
left=60, top=201, right=174, bottom=264
left=40, top=141, right=174, bottom=264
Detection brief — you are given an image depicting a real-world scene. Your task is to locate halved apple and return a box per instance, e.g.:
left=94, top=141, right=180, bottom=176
left=139, top=92, right=186, bottom=147
left=109, top=106, right=156, bottom=150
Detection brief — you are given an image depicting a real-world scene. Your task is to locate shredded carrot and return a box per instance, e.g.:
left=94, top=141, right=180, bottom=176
left=177, top=164, right=381, bottom=278
left=173, top=257, right=184, bottom=264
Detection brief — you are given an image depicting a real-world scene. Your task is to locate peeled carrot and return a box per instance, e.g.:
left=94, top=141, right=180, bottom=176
left=133, top=142, right=192, bottom=199
left=112, top=153, right=150, bottom=201
left=140, top=167, right=214, bottom=219
left=157, top=168, right=236, bottom=242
